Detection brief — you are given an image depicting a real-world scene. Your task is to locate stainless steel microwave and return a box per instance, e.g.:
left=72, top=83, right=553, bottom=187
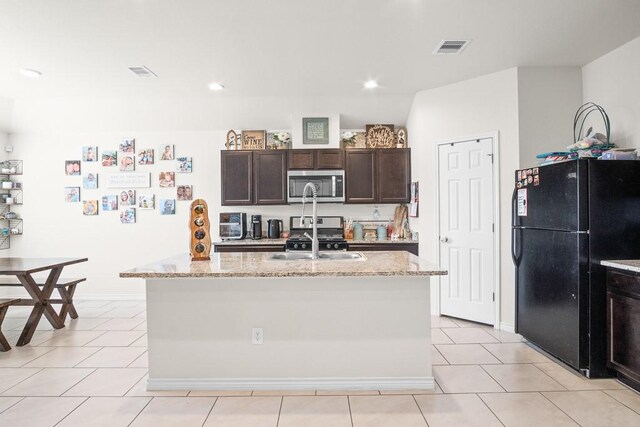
left=287, top=170, right=345, bottom=203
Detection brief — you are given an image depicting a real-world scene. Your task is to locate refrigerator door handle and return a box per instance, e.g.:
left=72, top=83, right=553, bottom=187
left=511, top=186, right=520, bottom=266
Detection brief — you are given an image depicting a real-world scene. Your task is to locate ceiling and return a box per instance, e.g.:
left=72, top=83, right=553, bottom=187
left=1, top=0, right=640, bottom=129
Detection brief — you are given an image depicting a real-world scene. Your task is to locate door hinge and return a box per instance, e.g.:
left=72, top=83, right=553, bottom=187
left=492, top=292, right=495, bottom=302
left=487, top=153, right=494, bottom=163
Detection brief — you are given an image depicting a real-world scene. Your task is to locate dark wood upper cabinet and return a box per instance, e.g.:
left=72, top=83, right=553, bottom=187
left=345, top=149, right=377, bottom=203
left=316, top=149, right=344, bottom=169
left=221, top=151, right=253, bottom=205
left=288, top=150, right=315, bottom=170
left=288, top=149, right=344, bottom=170
left=253, top=150, right=288, bottom=205
left=378, top=148, right=411, bottom=203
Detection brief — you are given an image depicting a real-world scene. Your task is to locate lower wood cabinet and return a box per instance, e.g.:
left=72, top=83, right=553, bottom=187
left=606, top=269, right=640, bottom=391
left=214, top=244, right=285, bottom=253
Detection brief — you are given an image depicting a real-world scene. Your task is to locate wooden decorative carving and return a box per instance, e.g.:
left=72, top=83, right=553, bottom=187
left=366, top=124, right=395, bottom=148
left=225, top=130, right=239, bottom=150
left=189, top=198, right=211, bottom=261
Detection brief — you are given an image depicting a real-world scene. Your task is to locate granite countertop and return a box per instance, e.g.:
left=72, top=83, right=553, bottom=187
left=212, top=238, right=418, bottom=246
left=601, top=260, right=640, bottom=274
left=120, top=252, right=446, bottom=278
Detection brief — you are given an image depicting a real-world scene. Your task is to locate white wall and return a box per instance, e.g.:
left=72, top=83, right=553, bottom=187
left=582, top=36, right=640, bottom=149
left=7, top=98, right=398, bottom=299
left=406, top=68, right=520, bottom=328
left=0, top=97, right=13, bottom=133
left=518, top=67, right=583, bottom=168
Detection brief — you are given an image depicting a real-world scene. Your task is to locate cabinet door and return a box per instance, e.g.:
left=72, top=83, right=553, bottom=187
left=288, top=150, right=315, bottom=169
left=254, top=151, right=288, bottom=205
left=345, top=149, right=376, bottom=203
left=221, top=151, right=253, bottom=205
left=607, top=270, right=640, bottom=384
left=378, top=148, right=411, bottom=203
left=316, top=149, right=344, bottom=169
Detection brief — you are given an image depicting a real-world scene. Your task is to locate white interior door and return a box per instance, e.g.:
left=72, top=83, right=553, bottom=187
left=438, top=138, right=495, bottom=325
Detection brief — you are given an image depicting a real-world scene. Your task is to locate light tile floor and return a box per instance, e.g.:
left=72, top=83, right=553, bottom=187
left=0, top=300, right=639, bottom=426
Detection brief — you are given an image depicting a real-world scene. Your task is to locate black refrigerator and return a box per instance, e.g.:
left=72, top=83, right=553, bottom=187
left=512, top=159, right=640, bottom=378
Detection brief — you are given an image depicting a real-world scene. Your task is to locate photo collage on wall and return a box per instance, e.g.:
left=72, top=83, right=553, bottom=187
left=65, top=139, right=193, bottom=223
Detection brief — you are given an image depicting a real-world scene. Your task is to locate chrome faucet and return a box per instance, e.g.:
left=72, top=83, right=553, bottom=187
left=300, top=182, right=319, bottom=260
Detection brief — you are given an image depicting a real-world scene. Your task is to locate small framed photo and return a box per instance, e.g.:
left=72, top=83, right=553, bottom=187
left=64, top=187, right=80, bottom=202
left=138, top=149, right=154, bottom=165
left=119, top=138, right=135, bottom=153
left=120, top=208, right=136, bottom=224
left=101, top=195, right=118, bottom=211
left=176, top=157, right=192, bottom=173
left=65, top=160, right=81, bottom=176
left=119, top=154, right=135, bottom=171
left=159, top=144, right=174, bottom=160
left=241, top=131, right=266, bottom=150
left=177, top=185, right=192, bottom=201
left=160, top=199, right=176, bottom=215
left=138, top=193, right=155, bottom=209
left=82, top=200, right=98, bottom=215
left=118, top=190, right=136, bottom=206
left=82, top=146, right=98, bottom=162
left=102, top=150, right=117, bottom=167
left=82, top=173, right=98, bottom=189
left=159, top=172, right=175, bottom=187
left=303, top=117, right=329, bottom=145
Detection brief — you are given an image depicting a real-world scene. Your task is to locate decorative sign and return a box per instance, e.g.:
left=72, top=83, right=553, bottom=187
left=366, top=124, right=395, bottom=148
left=303, top=117, right=329, bottom=145
left=241, top=130, right=266, bottom=150
left=226, top=130, right=239, bottom=150
left=106, top=173, right=151, bottom=189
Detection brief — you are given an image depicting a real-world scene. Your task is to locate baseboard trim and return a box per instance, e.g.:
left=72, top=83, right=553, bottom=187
left=499, top=321, right=515, bottom=333
left=147, top=376, right=435, bottom=391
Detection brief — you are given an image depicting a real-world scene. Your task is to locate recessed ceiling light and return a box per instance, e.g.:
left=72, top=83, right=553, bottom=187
left=364, top=80, right=378, bottom=89
left=19, top=68, right=42, bottom=78
left=208, top=82, right=225, bottom=91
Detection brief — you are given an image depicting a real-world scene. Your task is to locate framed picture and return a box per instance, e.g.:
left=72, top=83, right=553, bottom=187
left=177, top=185, right=193, bottom=201
left=241, top=131, right=266, bottom=150
left=118, top=189, right=136, bottom=206
left=176, top=157, right=192, bottom=173
left=266, top=131, right=291, bottom=150
left=119, top=138, right=135, bottom=153
left=65, top=160, right=81, bottom=176
left=119, top=154, right=135, bottom=171
left=138, top=149, right=154, bottom=165
left=101, top=195, right=118, bottom=211
left=138, top=194, right=155, bottom=209
left=82, top=146, right=98, bottom=162
left=159, top=145, right=174, bottom=160
left=160, top=199, right=176, bottom=215
left=64, top=187, right=80, bottom=202
left=303, top=117, right=329, bottom=145
left=120, top=208, right=136, bottom=224
left=102, top=150, right=117, bottom=167
left=82, top=173, right=98, bottom=189
left=82, top=200, right=98, bottom=215
left=159, top=171, right=175, bottom=187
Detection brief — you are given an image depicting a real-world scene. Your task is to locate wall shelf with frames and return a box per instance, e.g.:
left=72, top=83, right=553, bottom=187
left=0, top=160, right=23, bottom=250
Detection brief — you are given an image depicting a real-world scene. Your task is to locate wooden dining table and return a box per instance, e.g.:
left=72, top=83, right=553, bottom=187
left=0, top=257, right=88, bottom=346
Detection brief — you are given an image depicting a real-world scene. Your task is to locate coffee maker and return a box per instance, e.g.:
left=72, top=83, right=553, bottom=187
left=251, top=215, right=262, bottom=240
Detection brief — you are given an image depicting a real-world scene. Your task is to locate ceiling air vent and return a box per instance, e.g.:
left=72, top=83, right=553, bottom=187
left=128, top=66, right=157, bottom=78
left=433, top=40, right=471, bottom=55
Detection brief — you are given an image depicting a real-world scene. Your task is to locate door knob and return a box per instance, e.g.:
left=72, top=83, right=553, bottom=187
left=440, top=237, right=449, bottom=243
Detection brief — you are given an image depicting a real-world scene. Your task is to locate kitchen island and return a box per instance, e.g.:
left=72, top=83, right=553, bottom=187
left=121, top=251, right=446, bottom=391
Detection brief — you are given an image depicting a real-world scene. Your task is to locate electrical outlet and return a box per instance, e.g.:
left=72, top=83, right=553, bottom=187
left=252, top=327, right=264, bottom=345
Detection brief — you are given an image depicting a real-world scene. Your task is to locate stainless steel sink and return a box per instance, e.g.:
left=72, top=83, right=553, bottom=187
left=269, top=252, right=367, bottom=261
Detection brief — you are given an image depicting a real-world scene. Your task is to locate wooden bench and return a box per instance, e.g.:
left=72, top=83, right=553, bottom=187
left=0, top=298, right=21, bottom=351
left=0, top=278, right=86, bottom=323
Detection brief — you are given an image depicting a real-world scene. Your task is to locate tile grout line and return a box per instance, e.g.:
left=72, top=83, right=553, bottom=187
left=127, top=395, right=155, bottom=427
left=0, top=396, right=25, bottom=414
left=432, top=345, right=452, bottom=365
left=200, top=396, right=218, bottom=427
left=16, top=346, right=57, bottom=368
left=539, top=390, right=584, bottom=425
left=411, top=393, right=430, bottom=426
left=347, top=395, right=354, bottom=427
left=275, top=395, right=283, bottom=427
left=478, top=364, right=508, bottom=393
left=120, top=369, right=150, bottom=397
left=0, top=366, right=44, bottom=394
left=476, top=392, right=508, bottom=427
left=529, top=363, right=569, bottom=391
left=604, top=389, right=640, bottom=416
left=52, top=396, right=90, bottom=426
